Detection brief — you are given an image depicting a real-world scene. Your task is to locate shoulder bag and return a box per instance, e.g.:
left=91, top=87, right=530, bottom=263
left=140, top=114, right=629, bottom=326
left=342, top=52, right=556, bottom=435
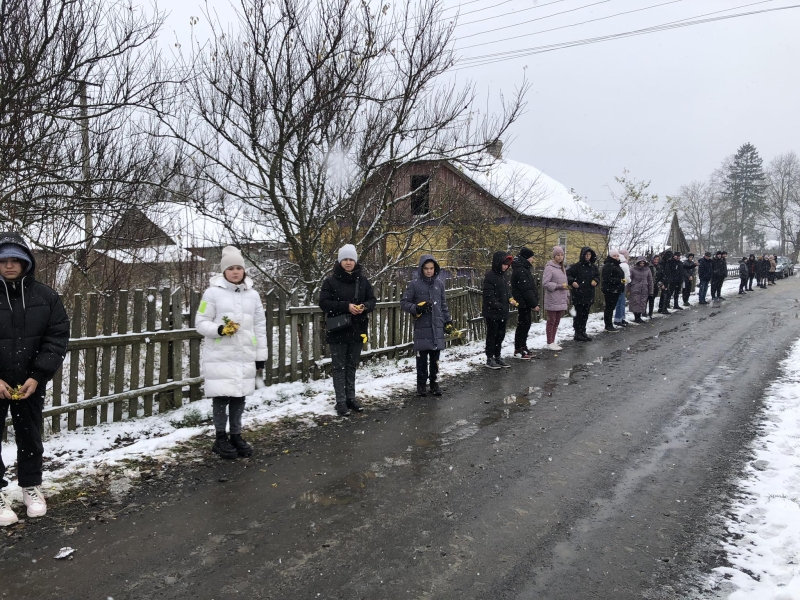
left=325, top=278, right=359, bottom=333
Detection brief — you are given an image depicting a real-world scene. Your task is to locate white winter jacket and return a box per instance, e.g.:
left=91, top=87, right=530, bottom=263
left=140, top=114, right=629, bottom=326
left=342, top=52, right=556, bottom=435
left=620, top=256, right=631, bottom=291
left=195, top=275, right=268, bottom=398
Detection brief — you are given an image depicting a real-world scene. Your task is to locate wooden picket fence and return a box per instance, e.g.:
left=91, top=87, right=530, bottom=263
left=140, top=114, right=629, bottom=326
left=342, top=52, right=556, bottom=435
left=12, top=277, right=498, bottom=434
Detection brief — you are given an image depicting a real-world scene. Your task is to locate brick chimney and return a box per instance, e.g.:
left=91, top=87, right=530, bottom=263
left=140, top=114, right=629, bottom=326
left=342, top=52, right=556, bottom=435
left=486, top=139, right=503, bottom=160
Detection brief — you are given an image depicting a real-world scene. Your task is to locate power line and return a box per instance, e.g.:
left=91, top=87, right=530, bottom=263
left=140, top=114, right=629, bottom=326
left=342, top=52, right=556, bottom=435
left=456, top=0, right=687, bottom=52
left=457, top=0, right=572, bottom=27
left=456, top=2, right=799, bottom=69
left=457, top=0, right=613, bottom=39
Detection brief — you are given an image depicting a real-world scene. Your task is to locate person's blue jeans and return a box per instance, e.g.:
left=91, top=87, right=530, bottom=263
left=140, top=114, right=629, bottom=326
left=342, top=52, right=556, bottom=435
left=698, top=279, right=709, bottom=303
left=614, top=292, right=626, bottom=323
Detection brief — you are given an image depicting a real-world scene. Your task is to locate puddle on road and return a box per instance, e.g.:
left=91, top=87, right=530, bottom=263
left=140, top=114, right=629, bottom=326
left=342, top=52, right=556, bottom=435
left=294, top=471, right=377, bottom=508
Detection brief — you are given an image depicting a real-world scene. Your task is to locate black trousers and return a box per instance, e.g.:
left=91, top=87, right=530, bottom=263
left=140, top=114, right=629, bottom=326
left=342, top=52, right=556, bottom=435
left=682, top=282, right=692, bottom=304
left=671, top=283, right=681, bottom=307
left=330, top=342, right=362, bottom=403
left=514, top=306, right=532, bottom=351
left=747, top=274, right=755, bottom=290
left=648, top=295, right=655, bottom=317
left=573, top=303, right=591, bottom=334
left=603, top=293, right=620, bottom=328
left=739, top=276, right=748, bottom=293
left=710, top=277, right=724, bottom=298
left=416, top=350, right=441, bottom=384
left=485, top=318, right=507, bottom=358
left=659, top=287, right=670, bottom=311
left=1, top=388, right=45, bottom=489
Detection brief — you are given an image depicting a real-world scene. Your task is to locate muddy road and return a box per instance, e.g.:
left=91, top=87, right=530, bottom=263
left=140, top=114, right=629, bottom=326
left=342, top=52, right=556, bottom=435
left=3, top=278, right=800, bottom=599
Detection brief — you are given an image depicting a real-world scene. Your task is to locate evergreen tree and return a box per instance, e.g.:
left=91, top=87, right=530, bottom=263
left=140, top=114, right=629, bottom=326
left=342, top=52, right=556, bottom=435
left=720, top=143, right=767, bottom=253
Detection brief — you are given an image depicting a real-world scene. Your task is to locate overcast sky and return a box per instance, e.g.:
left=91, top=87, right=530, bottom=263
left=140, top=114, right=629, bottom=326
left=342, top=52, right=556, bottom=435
left=156, top=0, right=800, bottom=213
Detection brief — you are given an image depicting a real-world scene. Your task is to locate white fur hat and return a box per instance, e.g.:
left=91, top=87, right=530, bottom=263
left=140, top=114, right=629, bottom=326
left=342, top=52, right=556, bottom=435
left=337, top=244, right=358, bottom=263
left=220, top=246, right=245, bottom=272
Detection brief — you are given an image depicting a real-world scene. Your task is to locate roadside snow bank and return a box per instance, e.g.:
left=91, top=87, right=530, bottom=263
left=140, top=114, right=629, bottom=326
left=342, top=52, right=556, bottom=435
left=704, top=336, right=800, bottom=598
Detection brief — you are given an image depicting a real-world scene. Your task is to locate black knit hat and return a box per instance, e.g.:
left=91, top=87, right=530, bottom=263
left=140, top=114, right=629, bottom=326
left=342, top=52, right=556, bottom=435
left=519, top=247, right=535, bottom=260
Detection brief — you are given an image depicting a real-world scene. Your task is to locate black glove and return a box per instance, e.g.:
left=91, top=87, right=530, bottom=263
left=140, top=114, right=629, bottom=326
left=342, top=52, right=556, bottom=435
left=255, top=361, right=265, bottom=370
left=217, top=325, right=225, bottom=336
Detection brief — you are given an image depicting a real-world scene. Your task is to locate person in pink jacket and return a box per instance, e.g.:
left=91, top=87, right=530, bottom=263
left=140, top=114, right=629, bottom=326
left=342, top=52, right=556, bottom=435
left=542, top=246, right=570, bottom=350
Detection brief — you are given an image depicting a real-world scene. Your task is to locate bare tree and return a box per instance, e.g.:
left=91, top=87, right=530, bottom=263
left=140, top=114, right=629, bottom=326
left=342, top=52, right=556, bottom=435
left=157, top=0, right=527, bottom=298
left=670, top=180, right=723, bottom=254
left=764, top=151, right=800, bottom=258
left=0, top=0, right=171, bottom=287
left=602, top=170, right=669, bottom=255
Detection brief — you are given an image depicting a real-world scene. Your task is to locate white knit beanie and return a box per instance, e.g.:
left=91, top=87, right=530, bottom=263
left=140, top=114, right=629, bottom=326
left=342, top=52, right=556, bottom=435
left=220, top=246, right=245, bottom=272
left=337, top=244, right=358, bottom=263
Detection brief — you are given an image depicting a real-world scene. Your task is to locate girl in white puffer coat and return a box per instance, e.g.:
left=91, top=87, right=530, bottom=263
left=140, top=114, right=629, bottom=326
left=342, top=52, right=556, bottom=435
left=195, top=246, right=267, bottom=459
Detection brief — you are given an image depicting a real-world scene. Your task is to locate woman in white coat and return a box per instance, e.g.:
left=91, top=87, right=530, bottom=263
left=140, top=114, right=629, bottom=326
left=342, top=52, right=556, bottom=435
left=195, top=246, right=267, bottom=459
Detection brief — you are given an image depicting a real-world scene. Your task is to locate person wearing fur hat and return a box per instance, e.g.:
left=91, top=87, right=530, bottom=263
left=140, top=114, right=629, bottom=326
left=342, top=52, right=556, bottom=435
left=0, top=233, right=70, bottom=527
left=541, top=246, right=569, bottom=350
left=319, top=244, right=377, bottom=416
left=510, top=247, right=539, bottom=360
left=195, top=246, right=268, bottom=459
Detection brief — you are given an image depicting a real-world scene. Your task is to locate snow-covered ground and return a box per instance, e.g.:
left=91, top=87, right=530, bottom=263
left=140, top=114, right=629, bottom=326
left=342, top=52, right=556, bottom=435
left=0, top=278, right=744, bottom=503
left=702, top=335, right=800, bottom=599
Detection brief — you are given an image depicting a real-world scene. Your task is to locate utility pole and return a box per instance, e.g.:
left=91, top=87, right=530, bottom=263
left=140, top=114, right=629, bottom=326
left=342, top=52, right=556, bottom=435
left=79, top=80, right=92, bottom=253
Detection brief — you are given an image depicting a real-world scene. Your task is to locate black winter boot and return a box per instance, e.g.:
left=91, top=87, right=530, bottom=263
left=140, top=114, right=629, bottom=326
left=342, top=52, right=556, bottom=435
left=634, top=313, right=644, bottom=323
left=229, top=434, right=253, bottom=457
left=417, top=383, right=428, bottom=397
left=346, top=398, right=364, bottom=412
left=335, top=402, right=351, bottom=417
left=212, top=432, right=238, bottom=459
left=430, top=381, right=442, bottom=396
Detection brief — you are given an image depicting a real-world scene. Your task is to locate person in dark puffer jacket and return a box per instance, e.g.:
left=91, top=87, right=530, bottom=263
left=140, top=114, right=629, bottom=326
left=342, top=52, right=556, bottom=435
left=657, top=250, right=675, bottom=313
left=483, top=251, right=513, bottom=369
left=510, top=247, right=539, bottom=360
left=601, top=250, right=626, bottom=332
left=0, top=232, right=69, bottom=527
left=319, top=244, right=377, bottom=416
left=710, top=251, right=726, bottom=300
left=566, top=246, right=600, bottom=341
left=681, top=252, right=696, bottom=306
left=697, top=251, right=713, bottom=304
left=401, top=254, right=452, bottom=397
left=648, top=255, right=661, bottom=317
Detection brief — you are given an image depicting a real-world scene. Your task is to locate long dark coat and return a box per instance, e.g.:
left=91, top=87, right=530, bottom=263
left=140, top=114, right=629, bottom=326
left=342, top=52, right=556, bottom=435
left=629, top=261, right=654, bottom=314
left=510, top=256, right=539, bottom=309
left=601, top=255, right=625, bottom=295
left=400, top=255, right=452, bottom=352
left=0, top=233, right=69, bottom=387
left=319, top=263, right=377, bottom=344
left=566, top=246, right=600, bottom=306
left=483, top=251, right=512, bottom=321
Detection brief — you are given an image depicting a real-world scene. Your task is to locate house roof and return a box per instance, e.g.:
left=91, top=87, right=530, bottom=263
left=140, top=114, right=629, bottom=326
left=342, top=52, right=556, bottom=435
left=457, top=155, right=600, bottom=223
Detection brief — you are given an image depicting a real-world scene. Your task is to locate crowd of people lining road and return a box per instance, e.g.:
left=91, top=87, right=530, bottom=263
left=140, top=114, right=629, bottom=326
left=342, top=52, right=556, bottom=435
left=0, top=235, right=791, bottom=526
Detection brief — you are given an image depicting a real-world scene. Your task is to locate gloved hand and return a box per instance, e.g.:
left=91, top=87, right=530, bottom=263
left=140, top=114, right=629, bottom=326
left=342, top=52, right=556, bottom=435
left=416, top=302, right=432, bottom=315
left=255, top=361, right=265, bottom=370
left=220, top=316, right=240, bottom=336
left=360, top=333, right=368, bottom=344
left=509, top=297, right=519, bottom=307
left=444, top=322, right=456, bottom=335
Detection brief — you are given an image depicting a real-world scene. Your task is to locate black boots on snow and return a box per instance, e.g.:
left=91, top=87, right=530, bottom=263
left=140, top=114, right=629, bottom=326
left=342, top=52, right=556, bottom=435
left=346, top=398, right=364, bottom=412
left=229, top=434, right=253, bottom=457
left=417, top=383, right=428, bottom=397
left=213, top=433, right=238, bottom=459
left=335, top=402, right=351, bottom=417
left=430, top=381, right=442, bottom=396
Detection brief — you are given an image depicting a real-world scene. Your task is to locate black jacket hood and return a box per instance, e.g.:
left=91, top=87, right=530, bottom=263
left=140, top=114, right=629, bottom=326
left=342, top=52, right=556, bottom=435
left=491, top=251, right=511, bottom=274
left=418, top=254, right=441, bottom=279
left=579, top=246, right=596, bottom=265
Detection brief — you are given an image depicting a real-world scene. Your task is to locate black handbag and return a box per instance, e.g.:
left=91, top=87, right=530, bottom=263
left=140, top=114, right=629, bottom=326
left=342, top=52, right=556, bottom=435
left=325, top=278, right=359, bottom=333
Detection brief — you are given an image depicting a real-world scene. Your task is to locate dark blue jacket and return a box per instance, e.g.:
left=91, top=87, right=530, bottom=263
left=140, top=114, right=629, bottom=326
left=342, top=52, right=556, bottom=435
left=482, top=251, right=512, bottom=321
left=601, top=255, right=625, bottom=295
left=401, top=255, right=451, bottom=352
left=697, top=257, right=714, bottom=281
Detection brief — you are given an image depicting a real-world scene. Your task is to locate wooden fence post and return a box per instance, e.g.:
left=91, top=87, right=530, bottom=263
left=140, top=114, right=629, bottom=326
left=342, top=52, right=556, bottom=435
left=143, top=289, right=157, bottom=416
left=129, top=290, right=143, bottom=418
left=83, top=293, right=99, bottom=427
left=113, top=290, right=128, bottom=422
left=171, top=287, right=184, bottom=409
left=158, top=287, right=171, bottom=413
left=67, top=295, right=82, bottom=431
left=189, top=290, right=202, bottom=402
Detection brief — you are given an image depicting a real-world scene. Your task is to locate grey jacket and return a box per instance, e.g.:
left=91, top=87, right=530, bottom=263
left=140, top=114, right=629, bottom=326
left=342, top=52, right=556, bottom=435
left=401, top=255, right=452, bottom=351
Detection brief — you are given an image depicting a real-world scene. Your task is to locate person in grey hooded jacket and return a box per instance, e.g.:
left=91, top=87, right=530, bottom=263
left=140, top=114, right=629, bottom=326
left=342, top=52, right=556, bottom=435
left=629, top=257, right=653, bottom=323
left=401, top=255, right=453, bottom=397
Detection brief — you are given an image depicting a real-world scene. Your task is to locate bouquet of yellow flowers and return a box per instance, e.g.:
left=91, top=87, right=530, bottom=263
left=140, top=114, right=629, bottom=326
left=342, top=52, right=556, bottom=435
left=10, top=385, right=23, bottom=401
left=221, top=315, right=240, bottom=336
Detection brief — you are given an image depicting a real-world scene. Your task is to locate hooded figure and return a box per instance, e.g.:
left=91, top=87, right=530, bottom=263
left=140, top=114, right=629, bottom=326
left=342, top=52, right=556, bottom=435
left=566, top=246, right=600, bottom=341
left=601, top=251, right=626, bottom=331
left=510, top=247, right=539, bottom=358
left=482, top=251, right=514, bottom=368
left=401, top=255, right=453, bottom=396
left=0, top=232, right=70, bottom=526
left=629, top=257, right=654, bottom=320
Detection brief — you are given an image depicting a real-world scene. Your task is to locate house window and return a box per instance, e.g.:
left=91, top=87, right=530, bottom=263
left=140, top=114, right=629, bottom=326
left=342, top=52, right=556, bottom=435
left=410, top=175, right=430, bottom=216
left=558, top=233, right=567, bottom=255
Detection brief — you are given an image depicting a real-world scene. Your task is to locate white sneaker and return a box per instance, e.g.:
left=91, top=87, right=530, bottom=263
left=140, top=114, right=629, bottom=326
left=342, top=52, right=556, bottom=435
left=547, top=343, right=562, bottom=351
left=0, top=491, right=18, bottom=526
left=23, top=486, right=47, bottom=518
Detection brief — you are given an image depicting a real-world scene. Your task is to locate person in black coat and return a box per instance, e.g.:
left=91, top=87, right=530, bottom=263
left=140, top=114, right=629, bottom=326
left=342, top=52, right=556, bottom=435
left=648, top=255, right=661, bottom=317
left=738, top=257, right=749, bottom=294
left=665, top=251, right=685, bottom=310
left=711, top=251, right=726, bottom=300
left=681, top=253, right=697, bottom=306
left=601, top=250, right=625, bottom=332
left=746, top=254, right=757, bottom=291
left=0, top=232, right=69, bottom=526
left=657, top=250, right=674, bottom=313
left=566, top=246, right=600, bottom=341
left=319, top=244, right=377, bottom=416
left=509, top=247, right=539, bottom=360
left=697, top=251, right=713, bottom=304
left=483, top=251, right=513, bottom=369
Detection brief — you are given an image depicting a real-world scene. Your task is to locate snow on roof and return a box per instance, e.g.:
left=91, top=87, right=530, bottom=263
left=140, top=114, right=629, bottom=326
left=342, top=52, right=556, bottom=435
left=96, top=244, right=204, bottom=264
left=458, top=155, right=599, bottom=222
left=144, top=202, right=282, bottom=248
